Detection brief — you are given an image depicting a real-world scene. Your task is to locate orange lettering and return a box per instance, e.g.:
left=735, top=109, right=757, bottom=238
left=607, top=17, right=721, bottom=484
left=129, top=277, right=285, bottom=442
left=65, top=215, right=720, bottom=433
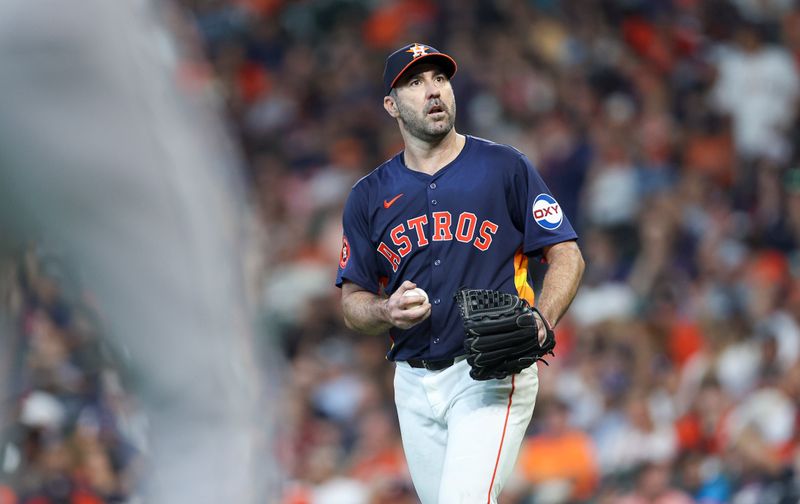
left=377, top=242, right=402, bottom=271
left=432, top=211, right=453, bottom=241
left=407, top=215, right=429, bottom=246
left=474, top=220, right=498, bottom=251
left=390, top=224, right=412, bottom=257
left=455, top=212, right=477, bottom=243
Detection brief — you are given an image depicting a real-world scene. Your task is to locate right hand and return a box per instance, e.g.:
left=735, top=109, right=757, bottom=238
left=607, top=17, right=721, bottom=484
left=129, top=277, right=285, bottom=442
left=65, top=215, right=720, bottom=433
left=383, top=280, right=431, bottom=329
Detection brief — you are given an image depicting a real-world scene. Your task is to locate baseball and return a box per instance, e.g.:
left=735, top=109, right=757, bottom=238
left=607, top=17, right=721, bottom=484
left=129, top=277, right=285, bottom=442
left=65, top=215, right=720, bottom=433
left=403, top=287, right=429, bottom=305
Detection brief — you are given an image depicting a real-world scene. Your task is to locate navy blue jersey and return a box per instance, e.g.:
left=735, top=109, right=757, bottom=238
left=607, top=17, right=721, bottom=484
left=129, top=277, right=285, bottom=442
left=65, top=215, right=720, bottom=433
left=336, top=135, right=577, bottom=361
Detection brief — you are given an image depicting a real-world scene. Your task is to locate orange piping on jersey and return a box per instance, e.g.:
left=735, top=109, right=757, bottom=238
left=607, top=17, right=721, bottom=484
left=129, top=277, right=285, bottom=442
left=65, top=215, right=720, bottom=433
left=378, top=276, right=389, bottom=295
left=487, top=374, right=515, bottom=503
left=513, top=248, right=535, bottom=306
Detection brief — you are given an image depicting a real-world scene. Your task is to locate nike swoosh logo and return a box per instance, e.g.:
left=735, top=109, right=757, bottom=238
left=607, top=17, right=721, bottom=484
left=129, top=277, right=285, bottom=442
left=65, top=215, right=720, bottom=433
left=383, top=193, right=404, bottom=209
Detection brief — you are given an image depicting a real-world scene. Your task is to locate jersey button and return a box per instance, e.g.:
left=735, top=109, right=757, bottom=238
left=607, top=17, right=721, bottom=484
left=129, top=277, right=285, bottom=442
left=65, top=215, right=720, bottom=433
left=429, top=182, right=437, bottom=189
left=433, top=298, right=441, bottom=305
left=431, top=199, right=438, bottom=205
left=433, top=338, right=440, bottom=344
left=434, top=259, right=441, bottom=266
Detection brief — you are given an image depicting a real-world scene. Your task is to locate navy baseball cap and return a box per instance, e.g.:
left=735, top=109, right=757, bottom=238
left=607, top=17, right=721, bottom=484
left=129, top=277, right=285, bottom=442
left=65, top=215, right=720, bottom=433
left=383, top=43, right=458, bottom=95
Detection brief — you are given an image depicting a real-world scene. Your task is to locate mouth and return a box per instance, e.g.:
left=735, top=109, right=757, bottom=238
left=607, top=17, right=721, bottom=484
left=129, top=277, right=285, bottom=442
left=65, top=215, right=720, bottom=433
left=427, top=104, right=445, bottom=116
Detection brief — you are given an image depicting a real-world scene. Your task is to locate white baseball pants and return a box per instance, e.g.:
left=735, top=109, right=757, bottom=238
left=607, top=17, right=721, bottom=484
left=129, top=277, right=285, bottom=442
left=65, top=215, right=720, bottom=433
left=394, top=358, right=539, bottom=504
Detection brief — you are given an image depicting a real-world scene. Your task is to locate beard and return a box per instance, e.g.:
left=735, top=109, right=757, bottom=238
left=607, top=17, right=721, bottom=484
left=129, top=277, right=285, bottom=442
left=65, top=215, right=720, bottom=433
left=396, top=96, right=456, bottom=142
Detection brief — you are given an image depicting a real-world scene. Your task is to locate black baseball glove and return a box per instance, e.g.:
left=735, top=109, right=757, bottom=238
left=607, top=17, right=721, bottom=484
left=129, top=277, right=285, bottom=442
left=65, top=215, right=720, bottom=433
left=454, top=288, right=555, bottom=381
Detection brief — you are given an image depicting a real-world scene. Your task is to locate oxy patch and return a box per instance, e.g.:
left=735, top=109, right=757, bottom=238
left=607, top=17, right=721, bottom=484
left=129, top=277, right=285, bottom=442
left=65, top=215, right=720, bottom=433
left=532, top=194, right=562, bottom=230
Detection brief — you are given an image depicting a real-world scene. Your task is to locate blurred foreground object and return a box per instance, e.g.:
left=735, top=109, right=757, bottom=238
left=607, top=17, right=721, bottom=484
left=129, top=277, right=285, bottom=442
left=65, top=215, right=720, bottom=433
left=0, top=0, right=274, bottom=502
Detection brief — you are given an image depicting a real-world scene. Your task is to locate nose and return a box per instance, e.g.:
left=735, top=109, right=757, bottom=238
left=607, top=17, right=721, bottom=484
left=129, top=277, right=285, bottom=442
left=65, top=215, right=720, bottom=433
left=425, top=80, right=441, bottom=98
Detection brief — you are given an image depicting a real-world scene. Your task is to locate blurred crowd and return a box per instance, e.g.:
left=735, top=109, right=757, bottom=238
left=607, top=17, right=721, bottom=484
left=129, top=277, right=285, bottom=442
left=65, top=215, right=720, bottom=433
left=0, top=249, right=144, bottom=504
left=4, top=0, right=800, bottom=503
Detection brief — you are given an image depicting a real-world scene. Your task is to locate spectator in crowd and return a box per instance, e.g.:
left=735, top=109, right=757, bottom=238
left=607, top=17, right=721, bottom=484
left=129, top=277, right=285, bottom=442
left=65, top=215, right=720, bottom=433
left=515, top=398, right=599, bottom=502
left=618, top=462, right=694, bottom=504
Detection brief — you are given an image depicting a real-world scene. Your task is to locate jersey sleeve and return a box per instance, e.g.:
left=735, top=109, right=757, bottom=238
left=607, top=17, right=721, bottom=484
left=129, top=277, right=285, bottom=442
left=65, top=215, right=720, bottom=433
left=512, top=154, right=578, bottom=257
left=335, top=184, right=379, bottom=292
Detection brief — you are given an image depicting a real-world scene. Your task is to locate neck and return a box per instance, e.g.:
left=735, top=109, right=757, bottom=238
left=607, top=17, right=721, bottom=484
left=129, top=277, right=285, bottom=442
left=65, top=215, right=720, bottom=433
left=401, top=129, right=465, bottom=175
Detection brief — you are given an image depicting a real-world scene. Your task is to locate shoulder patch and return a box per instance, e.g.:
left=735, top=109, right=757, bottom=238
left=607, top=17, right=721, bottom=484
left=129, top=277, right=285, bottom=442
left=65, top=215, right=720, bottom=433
left=532, top=194, right=563, bottom=230
left=339, top=235, right=350, bottom=268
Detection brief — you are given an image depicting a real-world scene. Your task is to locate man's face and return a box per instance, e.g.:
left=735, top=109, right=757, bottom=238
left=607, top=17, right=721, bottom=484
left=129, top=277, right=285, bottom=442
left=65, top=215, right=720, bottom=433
left=390, top=64, right=456, bottom=142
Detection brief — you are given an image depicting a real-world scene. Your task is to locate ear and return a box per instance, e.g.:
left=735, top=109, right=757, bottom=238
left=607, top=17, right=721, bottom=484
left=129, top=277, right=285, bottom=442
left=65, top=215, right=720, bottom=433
left=383, top=95, right=399, bottom=118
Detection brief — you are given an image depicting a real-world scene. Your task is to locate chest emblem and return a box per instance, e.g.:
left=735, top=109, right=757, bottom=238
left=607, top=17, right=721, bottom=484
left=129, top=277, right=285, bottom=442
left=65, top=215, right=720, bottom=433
left=377, top=211, right=499, bottom=272
left=383, top=193, right=404, bottom=209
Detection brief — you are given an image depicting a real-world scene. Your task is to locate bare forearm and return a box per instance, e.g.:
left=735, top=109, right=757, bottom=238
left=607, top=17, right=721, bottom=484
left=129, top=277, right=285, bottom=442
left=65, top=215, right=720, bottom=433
left=342, top=290, right=391, bottom=335
left=537, top=241, right=585, bottom=327
left=341, top=280, right=432, bottom=335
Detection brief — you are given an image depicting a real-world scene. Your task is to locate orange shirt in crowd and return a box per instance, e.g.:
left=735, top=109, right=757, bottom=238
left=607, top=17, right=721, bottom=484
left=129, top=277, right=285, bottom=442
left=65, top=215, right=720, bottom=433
left=349, top=444, right=407, bottom=482
left=517, top=430, right=598, bottom=500
left=668, top=320, right=705, bottom=369
left=0, top=486, right=15, bottom=504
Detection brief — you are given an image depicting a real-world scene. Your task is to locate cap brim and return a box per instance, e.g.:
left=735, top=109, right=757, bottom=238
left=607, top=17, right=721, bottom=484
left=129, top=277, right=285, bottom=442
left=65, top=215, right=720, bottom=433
left=388, top=53, right=458, bottom=93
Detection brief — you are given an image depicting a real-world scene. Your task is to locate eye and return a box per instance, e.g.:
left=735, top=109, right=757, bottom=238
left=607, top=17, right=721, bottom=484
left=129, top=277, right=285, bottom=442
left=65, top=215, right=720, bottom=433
left=410, top=79, right=421, bottom=86
left=435, top=75, right=445, bottom=83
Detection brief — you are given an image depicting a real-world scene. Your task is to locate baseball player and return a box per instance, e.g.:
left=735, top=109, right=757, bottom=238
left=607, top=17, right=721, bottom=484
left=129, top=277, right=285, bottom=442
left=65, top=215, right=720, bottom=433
left=336, top=43, right=585, bottom=503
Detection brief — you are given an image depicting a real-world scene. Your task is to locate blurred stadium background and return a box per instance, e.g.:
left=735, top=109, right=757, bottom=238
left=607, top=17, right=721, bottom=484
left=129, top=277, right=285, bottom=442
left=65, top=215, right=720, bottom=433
left=3, top=0, right=800, bottom=503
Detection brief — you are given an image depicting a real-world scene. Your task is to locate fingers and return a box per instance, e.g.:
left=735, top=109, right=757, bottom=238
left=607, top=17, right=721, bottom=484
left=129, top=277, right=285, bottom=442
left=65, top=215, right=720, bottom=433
left=536, top=322, right=546, bottom=346
left=390, top=281, right=423, bottom=309
left=532, top=310, right=549, bottom=346
left=386, top=281, right=430, bottom=329
left=396, top=280, right=417, bottom=294
left=393, top=302, right=431, bottom=330
left=403, top=301, right=430, bottom=319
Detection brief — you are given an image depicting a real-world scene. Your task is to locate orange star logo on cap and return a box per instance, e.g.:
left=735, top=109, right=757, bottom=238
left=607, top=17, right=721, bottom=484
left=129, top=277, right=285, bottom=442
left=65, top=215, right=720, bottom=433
left=406, top=43, right=429, bottom=59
